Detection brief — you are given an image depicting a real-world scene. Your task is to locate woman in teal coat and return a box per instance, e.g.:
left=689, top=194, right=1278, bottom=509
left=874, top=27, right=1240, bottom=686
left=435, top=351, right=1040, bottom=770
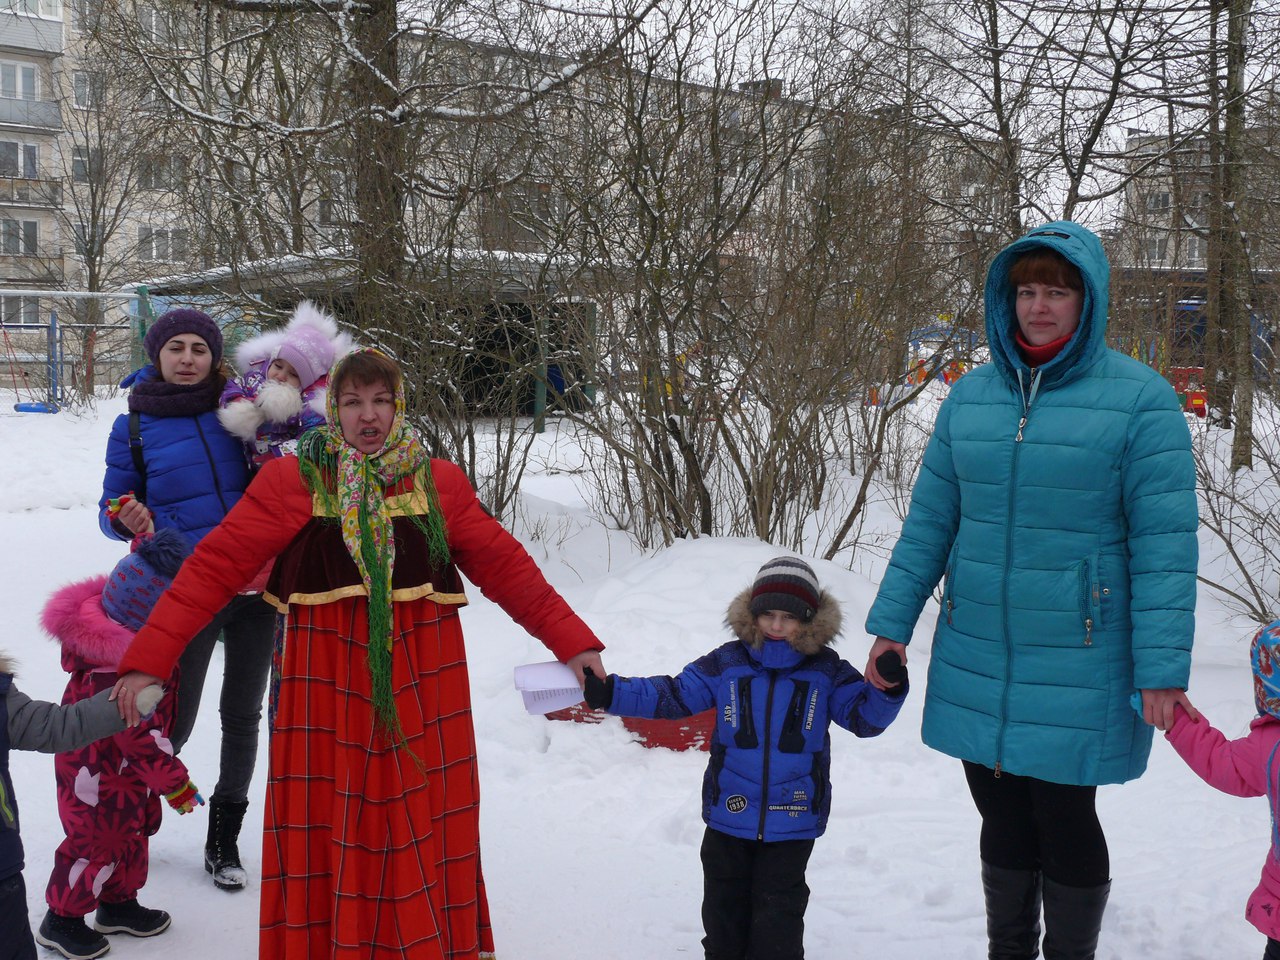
left=863, top=221, right=1199, bottom=960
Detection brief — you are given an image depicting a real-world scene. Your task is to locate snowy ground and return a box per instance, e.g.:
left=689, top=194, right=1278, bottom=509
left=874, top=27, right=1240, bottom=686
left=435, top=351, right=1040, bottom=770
left=0, top=396, right=1270, bottom=959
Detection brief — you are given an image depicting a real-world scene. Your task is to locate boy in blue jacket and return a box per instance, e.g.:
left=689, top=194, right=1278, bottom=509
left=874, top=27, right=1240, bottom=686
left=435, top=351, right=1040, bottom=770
left=584, top=556, right=907, bottom=960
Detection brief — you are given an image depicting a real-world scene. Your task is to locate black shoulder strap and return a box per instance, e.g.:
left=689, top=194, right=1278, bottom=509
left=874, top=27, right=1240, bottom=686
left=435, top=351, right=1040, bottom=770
left=127, top=411, right=147, bottom=504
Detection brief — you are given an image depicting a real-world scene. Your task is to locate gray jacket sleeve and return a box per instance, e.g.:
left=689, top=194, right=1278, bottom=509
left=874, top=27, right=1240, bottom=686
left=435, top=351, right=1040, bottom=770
left=6, top=683, right=126, bottom=754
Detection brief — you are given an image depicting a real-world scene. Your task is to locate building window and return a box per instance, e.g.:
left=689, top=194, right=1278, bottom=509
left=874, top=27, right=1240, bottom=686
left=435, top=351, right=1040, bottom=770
left=1186, top=235, right=1207, bottom=265
left=138, top=225, right=188, bottom=262
left=1145, top=191, right=1171, bottom=214
left=0, top=61, right=38, bottom=101
left=73, top=222, right=101, bottom=258
left=137, top=5, right=168, bottom=42
left=71, top=145, right=101, bottom=182
left=72, top=71, right=101, bottom=109
left=0, top=0, right=61, bottom=18
left=139, top=153, right=184, bottom=190
left=0, top=140, right=37, bottom=178
left=1144, top=236, right=1168, bottom=263
left=69, top=0, right=101, bottom=31
left=1, top=218, right=38, bottom=256
left=0, top=295, right=40, bottom=325
left=318, top=197, right=342, bottom=227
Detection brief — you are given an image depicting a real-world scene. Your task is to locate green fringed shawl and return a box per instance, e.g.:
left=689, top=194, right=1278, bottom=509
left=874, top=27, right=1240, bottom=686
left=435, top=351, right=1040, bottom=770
left=296, top=425, right=450, bottom=748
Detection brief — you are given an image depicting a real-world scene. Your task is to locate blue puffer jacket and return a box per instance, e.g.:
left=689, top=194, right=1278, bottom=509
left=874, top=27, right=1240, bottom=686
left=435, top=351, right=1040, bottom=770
left=608, top=590, right=906, bottom=842
left=865, top=220, right=1198, bottom=786
left=98, top=367, right=252, bottom=545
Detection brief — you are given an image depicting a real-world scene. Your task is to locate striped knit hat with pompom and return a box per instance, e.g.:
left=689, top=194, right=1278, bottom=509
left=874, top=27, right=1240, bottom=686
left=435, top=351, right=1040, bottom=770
left=748, top=556, right=821, bottom=623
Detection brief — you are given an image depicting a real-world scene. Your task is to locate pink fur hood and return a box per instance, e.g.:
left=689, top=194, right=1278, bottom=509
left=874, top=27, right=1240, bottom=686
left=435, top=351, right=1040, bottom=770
left=40, top=575, right=135, bottom=669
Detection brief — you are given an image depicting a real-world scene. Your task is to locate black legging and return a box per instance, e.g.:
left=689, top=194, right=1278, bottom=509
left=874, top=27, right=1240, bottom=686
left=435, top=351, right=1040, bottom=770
left=963, top=760, right=1109, bottom=888
left=1264, top=937, right=1280, bottom=960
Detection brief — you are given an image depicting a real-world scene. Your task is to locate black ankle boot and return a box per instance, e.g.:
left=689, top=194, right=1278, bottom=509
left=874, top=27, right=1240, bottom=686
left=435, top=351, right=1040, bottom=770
left=205, top=798, right=250, bottom=891
left=1041, top=876, right=1110, bottom=960
left=981, top=861, right=1042, bottom=960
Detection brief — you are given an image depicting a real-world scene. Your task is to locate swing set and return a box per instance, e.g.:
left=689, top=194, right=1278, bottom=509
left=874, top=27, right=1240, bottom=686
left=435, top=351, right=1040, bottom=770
left=1, top=286, right=155, bottom=412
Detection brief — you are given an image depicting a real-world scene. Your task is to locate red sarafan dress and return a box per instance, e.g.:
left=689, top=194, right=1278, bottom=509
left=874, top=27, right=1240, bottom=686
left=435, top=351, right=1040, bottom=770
left=119, top=455, right=604, bottom=960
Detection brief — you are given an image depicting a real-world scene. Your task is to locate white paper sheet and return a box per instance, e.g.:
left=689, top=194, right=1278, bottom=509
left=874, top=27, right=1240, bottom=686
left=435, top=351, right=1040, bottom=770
left=513, top=660, right=584, bottom=714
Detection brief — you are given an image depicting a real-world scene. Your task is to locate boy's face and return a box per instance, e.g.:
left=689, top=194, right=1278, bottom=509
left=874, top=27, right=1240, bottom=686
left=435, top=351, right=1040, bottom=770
left=755, top=610, right=802, bottom=641
left=267, top=357, right=302, bottom=389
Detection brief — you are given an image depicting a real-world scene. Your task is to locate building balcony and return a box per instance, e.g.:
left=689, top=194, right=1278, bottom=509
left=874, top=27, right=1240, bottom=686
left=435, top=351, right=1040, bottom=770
left=0, top=246, right=64, bottom=282
left=0, top=10, right=63, bottom=56
left=0, top=96, right=61, bottom=131
left=0, top=174, right=61, bottom=206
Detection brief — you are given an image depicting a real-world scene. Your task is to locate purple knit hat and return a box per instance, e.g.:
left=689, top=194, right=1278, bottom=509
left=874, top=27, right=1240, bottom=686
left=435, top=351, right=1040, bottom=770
left=100, top=529, right=192, bottom=631
left=143, top=307, right=223, bottom=367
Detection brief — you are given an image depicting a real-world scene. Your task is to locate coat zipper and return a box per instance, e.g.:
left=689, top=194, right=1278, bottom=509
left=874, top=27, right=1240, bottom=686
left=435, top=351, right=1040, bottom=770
left=943, top=559, right=955, bottom=625
left=1079, top=559, right=1094, bottom=646
left=195, top=417, right=230, bottom=515
left=997, top=370, right=1041, bottom=776
left=756, top=672, right=778, bottom=841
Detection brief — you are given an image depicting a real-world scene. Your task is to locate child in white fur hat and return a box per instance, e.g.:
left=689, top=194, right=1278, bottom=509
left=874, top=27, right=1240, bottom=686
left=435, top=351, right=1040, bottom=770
left=218, top=301, right=354, bottom=466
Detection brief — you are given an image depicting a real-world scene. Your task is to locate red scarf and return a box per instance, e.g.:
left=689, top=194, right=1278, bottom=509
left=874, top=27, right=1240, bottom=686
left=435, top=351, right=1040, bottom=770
left=1015, top=329, right=1073, bottom=367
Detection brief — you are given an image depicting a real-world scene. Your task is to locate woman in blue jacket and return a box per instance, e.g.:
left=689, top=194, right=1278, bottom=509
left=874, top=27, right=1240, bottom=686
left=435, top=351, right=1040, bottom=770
left=584, top=556, right=907, bottom=959
left=862, top=222, right=1199, bottom=960
left=98, top=307, right=274, bottom=893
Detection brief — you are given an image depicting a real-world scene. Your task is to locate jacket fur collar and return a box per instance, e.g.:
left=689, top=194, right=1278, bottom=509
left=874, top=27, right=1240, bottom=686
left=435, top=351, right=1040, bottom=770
left=0, top=652, right=13, bottom=676
left=725, top=587, right=842, bottom=657
left=40, top=576, right=134, bottom=668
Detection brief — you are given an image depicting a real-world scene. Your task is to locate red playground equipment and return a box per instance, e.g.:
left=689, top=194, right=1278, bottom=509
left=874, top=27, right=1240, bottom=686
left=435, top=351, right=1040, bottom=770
left=1168, top=366, right=1208, bottom=418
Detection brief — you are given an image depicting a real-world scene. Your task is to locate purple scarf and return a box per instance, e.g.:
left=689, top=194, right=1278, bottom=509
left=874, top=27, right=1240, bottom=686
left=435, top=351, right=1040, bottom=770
left=124, top=364, right=225, bottom=418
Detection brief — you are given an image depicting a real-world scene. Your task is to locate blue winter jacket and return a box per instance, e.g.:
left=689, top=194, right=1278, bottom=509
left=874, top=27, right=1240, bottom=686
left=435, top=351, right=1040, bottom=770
left=865, top=221, right=1198, bottom=786
left=608, top=589, right=906, bottom=842
left=98, top=366, right=252, bottom=545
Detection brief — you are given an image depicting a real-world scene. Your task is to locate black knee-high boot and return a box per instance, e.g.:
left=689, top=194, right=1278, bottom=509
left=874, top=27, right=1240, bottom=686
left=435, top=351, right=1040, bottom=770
left=1041, top=876, right=1109, bottom=960
left=205, top=798, right=250, bottom=891
left=981, top=862, right=1042, bottom=960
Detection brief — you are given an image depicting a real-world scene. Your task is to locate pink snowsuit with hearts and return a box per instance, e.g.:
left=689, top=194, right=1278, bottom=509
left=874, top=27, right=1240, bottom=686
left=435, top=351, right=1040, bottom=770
left=40, top=575, right=190, bottom=917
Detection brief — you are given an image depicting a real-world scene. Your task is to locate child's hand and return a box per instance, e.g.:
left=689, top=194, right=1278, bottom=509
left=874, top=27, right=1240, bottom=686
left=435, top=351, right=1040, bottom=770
left=874, top=650, right=908, bottom=695
left=135, top=684, right=164, bottom=720
left=1138, top=688, right=1200, bottom=730
left=165, top=780, right=204, bottom=815
left=582, top=666, right=614, bottom=711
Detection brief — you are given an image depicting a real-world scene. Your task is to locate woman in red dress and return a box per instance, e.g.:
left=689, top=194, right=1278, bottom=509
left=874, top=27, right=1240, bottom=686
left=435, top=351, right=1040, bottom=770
left=111, top=348, right=606, bottom=959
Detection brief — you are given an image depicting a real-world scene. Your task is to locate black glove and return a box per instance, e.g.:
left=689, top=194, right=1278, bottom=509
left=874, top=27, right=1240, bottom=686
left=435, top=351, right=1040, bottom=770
left=875, top=650, right=908, bottom=695
left=582, top=666, right=615, bottom=711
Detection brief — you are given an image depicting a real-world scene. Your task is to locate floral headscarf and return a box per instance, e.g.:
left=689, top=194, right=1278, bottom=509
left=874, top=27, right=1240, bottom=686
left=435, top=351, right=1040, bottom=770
left=297, top=348, right=449, bottom=743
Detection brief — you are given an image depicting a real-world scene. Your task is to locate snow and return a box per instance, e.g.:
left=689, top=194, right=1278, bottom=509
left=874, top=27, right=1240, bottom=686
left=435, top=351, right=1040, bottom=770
left=0, top=395, right=1269, bottom=959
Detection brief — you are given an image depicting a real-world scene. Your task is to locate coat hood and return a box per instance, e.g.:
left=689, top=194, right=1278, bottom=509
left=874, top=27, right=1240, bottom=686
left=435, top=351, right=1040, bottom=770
left=40, top=575, right=135, bottom=668
left=725, top=587, right=842, bottom=657
left=0, top=652, right=13, bottom=676
left=233, top=301, right=354, bottom=388
left=984, top=220, right=1110, bottom=389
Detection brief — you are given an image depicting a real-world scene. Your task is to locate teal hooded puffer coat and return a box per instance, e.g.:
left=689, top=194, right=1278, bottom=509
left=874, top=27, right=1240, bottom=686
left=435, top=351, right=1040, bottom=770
left=865, top=220, right=1198, bottom=786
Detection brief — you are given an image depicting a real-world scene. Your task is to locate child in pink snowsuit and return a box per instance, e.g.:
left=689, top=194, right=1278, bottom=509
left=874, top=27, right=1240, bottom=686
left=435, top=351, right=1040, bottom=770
left=35, top=529, right=203, bottom=960
left=1164, top=619, right=1280, bottom=960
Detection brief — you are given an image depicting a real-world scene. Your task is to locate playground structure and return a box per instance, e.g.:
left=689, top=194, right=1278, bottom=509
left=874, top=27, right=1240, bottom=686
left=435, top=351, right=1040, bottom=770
left=1, top=287, right=155, bottom=412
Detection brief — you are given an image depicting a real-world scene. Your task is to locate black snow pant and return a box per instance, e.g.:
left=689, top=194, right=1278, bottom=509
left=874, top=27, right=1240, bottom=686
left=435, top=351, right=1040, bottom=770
left=700, top=827, right=815, bottom=960
left=963, top=760, right=1110, bottom=887
left=0, top=873, right=37, bottom=960
left=1264, top=937, right=1280, bottom=960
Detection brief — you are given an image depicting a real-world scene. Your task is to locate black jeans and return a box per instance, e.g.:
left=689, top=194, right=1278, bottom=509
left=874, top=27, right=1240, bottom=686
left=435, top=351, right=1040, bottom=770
left=963, top=760, right=1109, bottom=887
left=0, top=873, right=37, bottom=960
left=700, top=827, right=815, bottom=960
left=173, top=594, right=276, bottom=804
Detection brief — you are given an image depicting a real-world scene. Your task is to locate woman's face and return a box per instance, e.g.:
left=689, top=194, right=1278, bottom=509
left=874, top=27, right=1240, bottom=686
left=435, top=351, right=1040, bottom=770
left=1015, top=283, right=1083, bottom=347
left=157, top=334, right=213, bottom=384
left=337, top=379, right=395, bottom=454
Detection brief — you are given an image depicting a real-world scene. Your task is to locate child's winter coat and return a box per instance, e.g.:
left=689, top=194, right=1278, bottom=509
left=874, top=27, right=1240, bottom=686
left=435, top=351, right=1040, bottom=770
left=605, top=589, right=906, bottom=842
left=218, top=301, right=352, bottom=464
left=39, top=578, right=190, bottom=916
left=1166, top=708, right=1280, bottom=939
left=1, top=653, right=126, bottom=889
